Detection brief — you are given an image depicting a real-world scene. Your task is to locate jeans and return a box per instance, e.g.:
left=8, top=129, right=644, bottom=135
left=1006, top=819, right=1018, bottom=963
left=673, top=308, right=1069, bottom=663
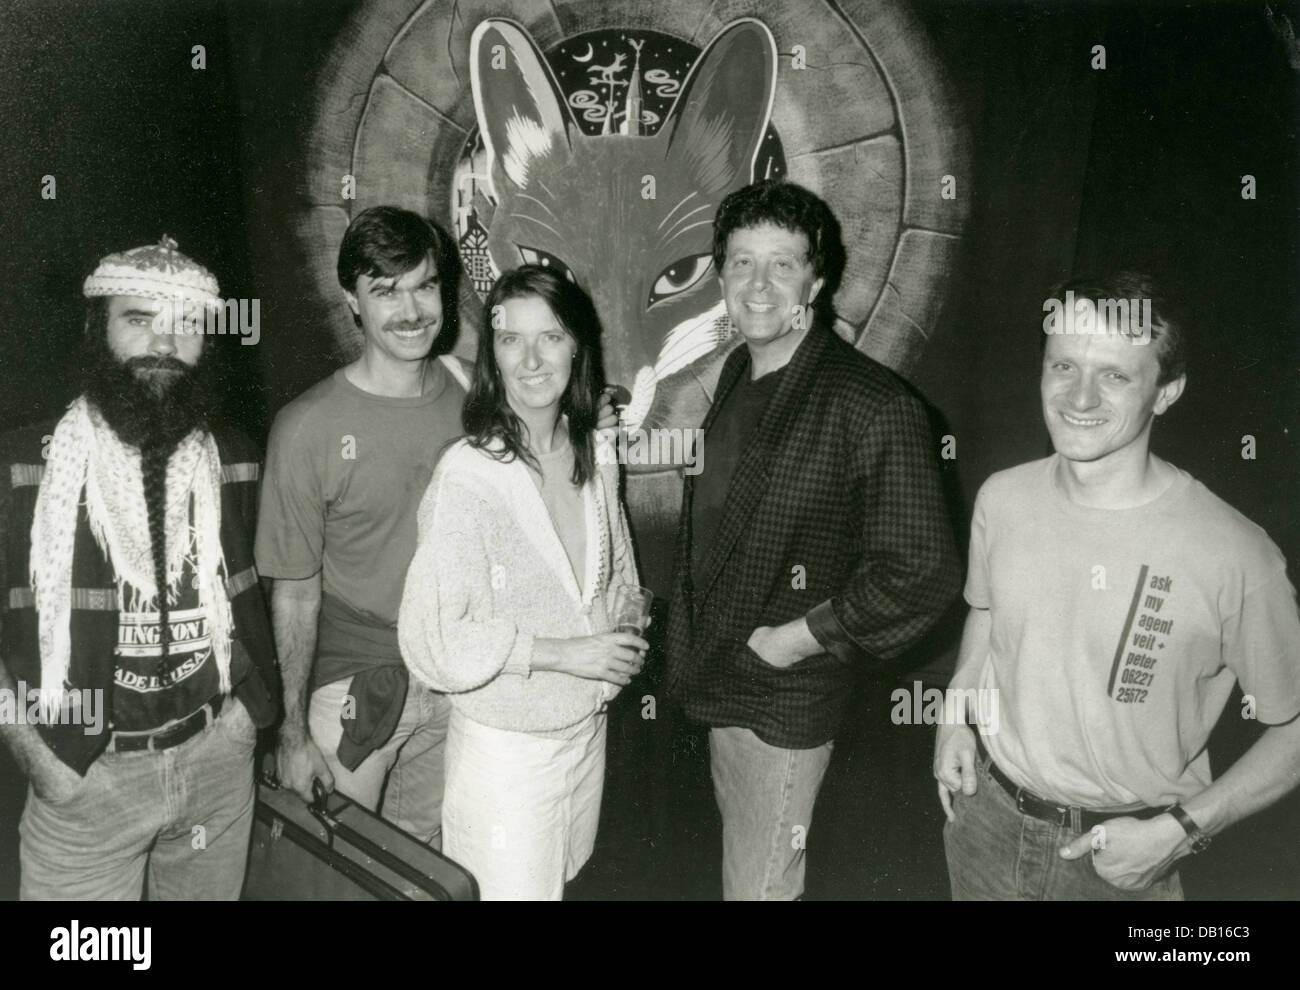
left=308, top=676, right=450, bottom=848
left=709, top=726, right=834, bottom=901
left=943, top=747, right=1184, bottom=900
left=442, top=709, right=606, bottom=901
left=20, top=697, right=257, bottom=900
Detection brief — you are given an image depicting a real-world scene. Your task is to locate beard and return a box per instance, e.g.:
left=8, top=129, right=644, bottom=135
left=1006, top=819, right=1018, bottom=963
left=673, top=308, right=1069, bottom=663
left=81, top=333, right=220, bottom=452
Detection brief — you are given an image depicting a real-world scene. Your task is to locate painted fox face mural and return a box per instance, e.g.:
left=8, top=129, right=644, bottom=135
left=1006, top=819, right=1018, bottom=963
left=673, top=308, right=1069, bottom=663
left=302, top=0, right=970, bottom=591
left=468, top=18, right=776, bottom=441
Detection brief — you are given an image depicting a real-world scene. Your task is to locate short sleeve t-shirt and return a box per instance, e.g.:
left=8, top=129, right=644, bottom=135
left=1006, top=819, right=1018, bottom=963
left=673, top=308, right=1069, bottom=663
left=255, top=360, right=467, bottom=628
left=112, top=519, right=221, bottom=732
left=965, top=455, right=1300, bottom=809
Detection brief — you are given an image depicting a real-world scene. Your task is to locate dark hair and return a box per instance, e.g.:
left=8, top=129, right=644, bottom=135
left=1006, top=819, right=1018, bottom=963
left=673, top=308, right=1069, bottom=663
left=1042, top=271, right=1187, bottom=386
left=712, top=180, right=845, bottom=306
left=463, top=265, right=602, bottom=487
left=337, top=206, right=457, bottom=294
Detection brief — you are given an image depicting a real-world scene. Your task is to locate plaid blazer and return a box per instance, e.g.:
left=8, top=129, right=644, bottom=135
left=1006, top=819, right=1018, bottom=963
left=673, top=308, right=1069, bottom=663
left=665, top=324, right=961, bottom=749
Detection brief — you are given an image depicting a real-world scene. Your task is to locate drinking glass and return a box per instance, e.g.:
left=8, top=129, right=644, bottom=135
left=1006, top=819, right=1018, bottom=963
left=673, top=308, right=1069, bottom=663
left=611, top=584, right=653, bottom=635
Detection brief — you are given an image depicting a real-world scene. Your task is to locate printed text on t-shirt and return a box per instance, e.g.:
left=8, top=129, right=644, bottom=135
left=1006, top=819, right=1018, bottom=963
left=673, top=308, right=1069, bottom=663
left=1107, top=567, right=1175, bottom=704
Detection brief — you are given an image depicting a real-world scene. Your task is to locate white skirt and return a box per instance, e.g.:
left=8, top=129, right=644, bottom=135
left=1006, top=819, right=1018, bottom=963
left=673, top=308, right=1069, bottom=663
left=442, top=707, right=607, bottom=901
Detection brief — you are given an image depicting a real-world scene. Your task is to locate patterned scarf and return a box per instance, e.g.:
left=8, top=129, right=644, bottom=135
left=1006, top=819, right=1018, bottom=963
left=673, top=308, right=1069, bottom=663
left=29, top=396, right=233, bottom=720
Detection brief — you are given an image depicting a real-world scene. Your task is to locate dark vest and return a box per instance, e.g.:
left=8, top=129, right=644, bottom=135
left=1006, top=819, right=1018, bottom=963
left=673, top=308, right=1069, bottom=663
left=0, top=417, right=281, bottom=774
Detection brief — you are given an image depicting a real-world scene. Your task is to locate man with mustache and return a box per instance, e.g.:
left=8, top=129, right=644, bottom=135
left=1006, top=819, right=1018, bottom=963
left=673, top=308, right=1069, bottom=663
left=257, top=208, right=467, bottom=846
left=0, top=237, right=279, bottom=899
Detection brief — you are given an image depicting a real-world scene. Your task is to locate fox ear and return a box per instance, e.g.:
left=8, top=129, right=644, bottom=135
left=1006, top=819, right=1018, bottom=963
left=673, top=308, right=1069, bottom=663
left=663, top=19, right=778, bottom=193
left=470, top=19, right=573, bottom=194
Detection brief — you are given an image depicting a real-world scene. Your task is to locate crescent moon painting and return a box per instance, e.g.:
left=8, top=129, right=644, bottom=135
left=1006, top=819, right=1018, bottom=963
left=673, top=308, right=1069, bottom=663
left=303, top=0, right=970, bottom=591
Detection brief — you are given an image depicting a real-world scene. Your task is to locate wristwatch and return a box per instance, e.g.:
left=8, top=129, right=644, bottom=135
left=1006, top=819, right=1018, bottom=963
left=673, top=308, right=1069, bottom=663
left=1166, top=804, right=1212, bottom=854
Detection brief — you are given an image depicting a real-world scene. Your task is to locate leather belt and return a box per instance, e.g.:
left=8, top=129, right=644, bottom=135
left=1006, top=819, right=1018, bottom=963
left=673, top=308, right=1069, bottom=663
left=975, top=733, right=1166, bottom=833
left=106, top=695, right=225, bottom=754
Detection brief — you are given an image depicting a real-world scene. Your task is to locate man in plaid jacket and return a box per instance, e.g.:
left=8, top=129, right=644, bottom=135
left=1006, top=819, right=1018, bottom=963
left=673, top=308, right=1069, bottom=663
left=665, top=180, right=962, bottom=900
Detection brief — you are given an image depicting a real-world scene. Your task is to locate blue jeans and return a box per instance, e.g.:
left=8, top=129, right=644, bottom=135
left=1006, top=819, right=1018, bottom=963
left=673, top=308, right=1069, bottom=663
left=943, top=748, right=1183, bottom=900
left=709, top=726, right=834, bottom=900
left=20, top=697, right=257, bottom=900
left=309, top=677, right=450, bottom=847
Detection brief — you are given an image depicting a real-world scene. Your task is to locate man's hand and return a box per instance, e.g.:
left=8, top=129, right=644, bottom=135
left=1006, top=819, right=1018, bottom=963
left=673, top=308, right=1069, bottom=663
left=934, top=722, right=979, bottom=821
left=268, top=575, right=326, bottom=802
left=595, top=387, right=620, bottom=434
left=31, top=756, right=87, bottom=804
left=274, top=729, right=334, bottom=804
left=0, top=658, right=92, bottom=805
left=746, top=621, right=820, bottom=668
left=1058, top=813, right=1188, bottom=890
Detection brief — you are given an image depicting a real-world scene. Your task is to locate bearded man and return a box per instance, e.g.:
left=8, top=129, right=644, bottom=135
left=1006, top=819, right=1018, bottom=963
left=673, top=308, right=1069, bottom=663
left=0, top=237, right=279, bottom=900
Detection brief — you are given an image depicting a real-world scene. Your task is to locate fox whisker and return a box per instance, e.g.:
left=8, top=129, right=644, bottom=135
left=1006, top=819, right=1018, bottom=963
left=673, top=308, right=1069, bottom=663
left=515, top=193, right=560, bottom=222
left=657, top=191, right=700, bottom=233
left=658, top=216, right=716, bottom=254
left=508, top=213, right=564, bottom=239
left=655, top=301, right=731, bottom=379
left=658, top=202, right=713, bottom=243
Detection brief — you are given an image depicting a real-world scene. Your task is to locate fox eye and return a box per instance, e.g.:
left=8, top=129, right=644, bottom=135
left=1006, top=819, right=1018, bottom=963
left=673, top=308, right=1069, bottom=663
left=648, top=254, right=714, bottom=307
left=518, top=247, right=576, bottom=283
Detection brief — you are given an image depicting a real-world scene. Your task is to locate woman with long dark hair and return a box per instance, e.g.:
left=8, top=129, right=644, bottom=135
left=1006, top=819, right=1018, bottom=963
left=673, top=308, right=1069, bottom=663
left=398, top=264, right=644, bottom=899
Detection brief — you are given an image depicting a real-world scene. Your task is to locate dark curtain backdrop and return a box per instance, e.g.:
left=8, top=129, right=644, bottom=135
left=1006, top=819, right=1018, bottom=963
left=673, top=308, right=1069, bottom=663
left=0, top=0, right=1296, bottom=899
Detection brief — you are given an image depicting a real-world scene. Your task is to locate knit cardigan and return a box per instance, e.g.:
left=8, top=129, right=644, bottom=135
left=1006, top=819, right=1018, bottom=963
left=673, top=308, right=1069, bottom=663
left=397, top=437, right=638, bottom=733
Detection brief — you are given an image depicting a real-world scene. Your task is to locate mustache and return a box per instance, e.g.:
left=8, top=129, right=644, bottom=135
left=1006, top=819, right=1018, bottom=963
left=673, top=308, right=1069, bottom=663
left=385, top=317, right=438, bottom=333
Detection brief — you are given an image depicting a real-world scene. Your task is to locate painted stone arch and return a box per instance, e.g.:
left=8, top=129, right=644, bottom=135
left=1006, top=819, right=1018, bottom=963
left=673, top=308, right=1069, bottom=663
left=301, top=0, right=969, bottom=590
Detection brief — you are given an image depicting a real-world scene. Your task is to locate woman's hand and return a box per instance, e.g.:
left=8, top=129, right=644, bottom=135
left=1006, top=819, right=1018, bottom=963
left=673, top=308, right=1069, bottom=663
left=533, top=632, right=648, bottom=685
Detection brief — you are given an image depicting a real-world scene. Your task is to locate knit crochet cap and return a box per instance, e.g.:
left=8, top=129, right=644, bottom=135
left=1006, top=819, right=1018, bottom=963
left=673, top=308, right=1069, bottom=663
left=82, top=235, right=221, bottom=308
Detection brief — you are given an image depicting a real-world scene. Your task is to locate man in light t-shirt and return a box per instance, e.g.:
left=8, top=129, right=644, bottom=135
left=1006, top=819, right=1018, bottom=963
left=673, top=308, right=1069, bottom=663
left=935, top=271, right=1300, bottom=900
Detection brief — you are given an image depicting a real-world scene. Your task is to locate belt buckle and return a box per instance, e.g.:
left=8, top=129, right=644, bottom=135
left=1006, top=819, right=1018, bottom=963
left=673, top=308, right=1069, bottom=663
left=1051, top=803, right=1074, bottom=828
